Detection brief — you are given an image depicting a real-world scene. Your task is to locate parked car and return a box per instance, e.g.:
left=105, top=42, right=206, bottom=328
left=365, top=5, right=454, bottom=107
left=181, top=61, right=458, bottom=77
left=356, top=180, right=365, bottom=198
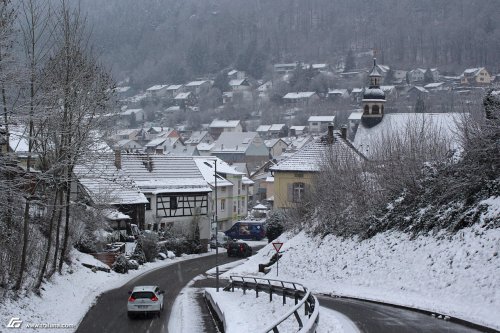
left=127, top=285, right=164, bottom=318
left=224, top=221, right=266, bottom=241
left=210, top=232, right=231, bottom=249
left=227, top=241, right=253, bottom=257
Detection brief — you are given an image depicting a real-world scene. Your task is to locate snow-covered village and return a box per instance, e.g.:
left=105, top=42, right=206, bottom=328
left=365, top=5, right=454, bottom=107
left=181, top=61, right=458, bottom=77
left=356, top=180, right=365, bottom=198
left=0, top=1, right=499, bottom=332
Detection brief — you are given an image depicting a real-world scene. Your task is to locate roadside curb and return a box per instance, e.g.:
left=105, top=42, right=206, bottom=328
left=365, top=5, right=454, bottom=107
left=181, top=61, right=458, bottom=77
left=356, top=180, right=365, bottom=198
left=318, top=293, right=500, bottom=333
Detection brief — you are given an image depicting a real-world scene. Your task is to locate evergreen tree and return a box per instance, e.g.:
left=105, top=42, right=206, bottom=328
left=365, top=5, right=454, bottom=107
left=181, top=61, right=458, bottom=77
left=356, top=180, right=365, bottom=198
left=424, top=68, right=434, bottom=84
left=344, top=49, right=355, bottom=72
left=213, top=70, right=229, bottom=92
left=384, top=68, right=395, bottom=84
left=415, top=94, right=426, bottom=113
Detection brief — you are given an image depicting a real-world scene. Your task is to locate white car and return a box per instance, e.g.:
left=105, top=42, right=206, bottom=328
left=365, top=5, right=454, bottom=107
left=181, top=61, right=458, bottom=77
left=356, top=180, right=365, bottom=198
left=127, top=285, right=164, bottom=318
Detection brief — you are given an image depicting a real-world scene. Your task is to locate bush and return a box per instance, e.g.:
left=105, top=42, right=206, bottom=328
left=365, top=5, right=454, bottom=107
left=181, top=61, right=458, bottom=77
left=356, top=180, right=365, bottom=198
left=130, top=244, right=147, bottom=264
left=138, top=232, right=159, bottom=262
left=112, top=254, right=129, bottom=274
left=266, top=211, right=286, bottom=242
left=158, top=237, right=203, bottom=256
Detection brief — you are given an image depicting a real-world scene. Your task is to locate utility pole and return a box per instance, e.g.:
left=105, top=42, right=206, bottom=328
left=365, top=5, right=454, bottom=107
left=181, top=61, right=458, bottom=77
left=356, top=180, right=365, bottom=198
left=215, top=158, right=219, bottom=292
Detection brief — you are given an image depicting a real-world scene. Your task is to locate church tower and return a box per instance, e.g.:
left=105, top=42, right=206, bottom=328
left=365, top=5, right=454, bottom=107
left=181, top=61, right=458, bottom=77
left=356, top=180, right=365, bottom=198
left=361, top=58, right=386, bottom=127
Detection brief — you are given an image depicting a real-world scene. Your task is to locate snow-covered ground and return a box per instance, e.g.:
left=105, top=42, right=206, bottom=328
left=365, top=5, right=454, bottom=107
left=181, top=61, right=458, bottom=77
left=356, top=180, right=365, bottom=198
left=223, top=223, right=500, bottom=330
left=0, top=249, right=213, bottom=332
left=2, top=213, right=498, bottom=332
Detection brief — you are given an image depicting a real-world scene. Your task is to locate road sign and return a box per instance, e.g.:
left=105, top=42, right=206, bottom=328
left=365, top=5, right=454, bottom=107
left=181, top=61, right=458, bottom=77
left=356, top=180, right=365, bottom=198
left=273, top=242, right=283, bottom=252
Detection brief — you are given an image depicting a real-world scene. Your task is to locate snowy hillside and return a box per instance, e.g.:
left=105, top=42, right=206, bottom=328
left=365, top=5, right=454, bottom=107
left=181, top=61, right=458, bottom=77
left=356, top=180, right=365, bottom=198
left=225, top=218, right=500, bottom=330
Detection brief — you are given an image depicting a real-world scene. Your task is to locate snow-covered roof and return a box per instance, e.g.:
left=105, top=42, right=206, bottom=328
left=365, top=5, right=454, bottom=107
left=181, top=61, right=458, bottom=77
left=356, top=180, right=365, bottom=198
left=270, top=124, right=285, bottom=131
left=351, top=88, right=363, bottom=93
left=380, top=85, right=396, bottom=92
left=271, top=134, right=362, bottom=172
left=74, top=157, right=148, bottom=205
left=186, top=80, right=208, bottom=87
left=328, top=89, right=349, bottom=96
left=122, top=93, right=148, bottom=103
left=283, top=92, right=316, bottom=99
left=194, top=157, right=245, bottom=187
left=264, top=138, right=286, bottom=148
left=114, top=86, right=130, bottom=93
left=115, top=128, right=139, bottom=136
left=290, top=125, right=306, bottom=131
left=120, top=154, right=211, bottom=193
left=150, top=137, right=179, bottom=148
left=424, top=82, right=445, bottom=89
left=311, top=63, right=328, bottom=69
left=209, top=120, right=241, bottom=128
left=308, top=116, right=335, bottom=123
left=256, top=125, right=272, bottom=132
left=227, top=70, right=238, bottom=76
left=253, top=204, right=268, bottom=210
left=9, top=126, right=30, bottom=152
left=229, top=79, right=248, bottom=86
left=174, top=92, right=192, bottom=100
left=410, top=86, right=429, bottom=93
left=167, top=84, right=183, bottom=90
left=257, top=81, right=272, bottom=92
left=121, top=108, right=143, bottom=116
left=185, top=131, right=209, bottom=145
left=242, top=176, right=254, bottom=185
left=165, top=106, right=181, bottom=112
left=282, top=135, right=314, bottom=151
left=353, top=113, right=467, bottom=158
left=348, top=111, right=364, bottom=120
left=197, top=142, right=215, bottom=152
left=212, top=132, right=259, bottom=153
left=103, top=209, right=131, bottom=220
left=147, top=84, right=168, bottom=91
left=463, top=67, right=485, bottom=76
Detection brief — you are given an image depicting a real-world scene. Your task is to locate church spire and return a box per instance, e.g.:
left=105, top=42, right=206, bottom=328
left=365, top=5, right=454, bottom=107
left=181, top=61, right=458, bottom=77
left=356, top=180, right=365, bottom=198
left=361, top=57, right=386, bottom=127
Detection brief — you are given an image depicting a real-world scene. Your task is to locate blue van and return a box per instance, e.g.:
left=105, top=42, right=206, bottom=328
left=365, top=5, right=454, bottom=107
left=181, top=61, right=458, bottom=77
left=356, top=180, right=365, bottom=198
left=224, top=221, right=266, bottom=241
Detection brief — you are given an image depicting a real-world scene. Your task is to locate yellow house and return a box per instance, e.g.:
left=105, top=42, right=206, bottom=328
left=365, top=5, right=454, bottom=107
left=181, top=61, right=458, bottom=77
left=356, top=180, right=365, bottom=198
left=461, top=67, right=491, bottom=85
left=270, top=129, right=364, bottom=209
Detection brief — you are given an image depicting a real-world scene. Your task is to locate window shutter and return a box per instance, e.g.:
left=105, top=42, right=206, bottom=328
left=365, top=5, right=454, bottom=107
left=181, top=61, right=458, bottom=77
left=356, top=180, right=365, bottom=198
left=287, top=183, right=293, bottom=202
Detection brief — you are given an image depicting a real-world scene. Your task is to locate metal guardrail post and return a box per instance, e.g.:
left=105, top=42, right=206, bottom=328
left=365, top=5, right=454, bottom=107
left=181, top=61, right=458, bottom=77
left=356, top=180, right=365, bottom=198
left=293, top=310, right=303, bottom=329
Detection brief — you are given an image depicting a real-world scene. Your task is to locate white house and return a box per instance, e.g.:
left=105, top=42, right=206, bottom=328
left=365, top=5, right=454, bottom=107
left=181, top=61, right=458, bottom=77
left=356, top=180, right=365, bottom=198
left=308, top=115, right=335, bottom=133
left=208, top=119, right=243, bottom=139
left=194, top=157, right=253, bottom=232
left=146, top=85, right=169, bottom=98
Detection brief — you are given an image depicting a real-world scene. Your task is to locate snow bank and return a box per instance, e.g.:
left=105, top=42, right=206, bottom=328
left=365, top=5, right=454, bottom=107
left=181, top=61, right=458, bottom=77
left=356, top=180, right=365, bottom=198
left=224, top=225, right=500, bottom=330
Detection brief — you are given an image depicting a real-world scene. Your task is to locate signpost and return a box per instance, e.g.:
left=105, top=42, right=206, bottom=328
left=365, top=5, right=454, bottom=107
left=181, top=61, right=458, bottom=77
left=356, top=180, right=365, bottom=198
left=272, top=241, right=283, bottom=277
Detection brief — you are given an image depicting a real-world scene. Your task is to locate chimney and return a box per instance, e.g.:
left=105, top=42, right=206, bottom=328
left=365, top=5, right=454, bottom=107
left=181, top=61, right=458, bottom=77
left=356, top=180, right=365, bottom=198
left=114, top=149, right=122, bottom=169
left=341, top=125, right=347, bottom=140
left=327, top=124, right=334, bottom=144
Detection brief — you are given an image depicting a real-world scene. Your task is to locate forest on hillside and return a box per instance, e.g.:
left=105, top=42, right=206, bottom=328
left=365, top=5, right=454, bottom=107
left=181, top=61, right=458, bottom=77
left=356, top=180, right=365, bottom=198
left=82, top=0, right=500, bottom=86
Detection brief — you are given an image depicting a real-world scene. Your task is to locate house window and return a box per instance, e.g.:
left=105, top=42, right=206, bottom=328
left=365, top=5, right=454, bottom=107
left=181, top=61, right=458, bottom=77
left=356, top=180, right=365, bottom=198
left=364, top=105, right=369, bottom=113
left=221, top=199, right=225, bottom=211
left=145, top=197, right=151, bottom=211
left=170, top=196, right=178, bottom=210
left=372, top=105, right=380, bottom=114
left=292, top=182, right=305, bottom=203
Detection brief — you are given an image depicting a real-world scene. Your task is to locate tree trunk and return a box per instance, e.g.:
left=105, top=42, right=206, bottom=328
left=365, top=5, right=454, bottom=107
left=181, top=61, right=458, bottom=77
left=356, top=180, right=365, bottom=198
left=34, top=189, right=59, bottom=291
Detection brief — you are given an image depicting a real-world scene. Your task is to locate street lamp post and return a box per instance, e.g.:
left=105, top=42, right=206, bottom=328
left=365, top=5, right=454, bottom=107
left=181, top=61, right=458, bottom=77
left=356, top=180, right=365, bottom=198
left=214, top=159, right=219, bottom=292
